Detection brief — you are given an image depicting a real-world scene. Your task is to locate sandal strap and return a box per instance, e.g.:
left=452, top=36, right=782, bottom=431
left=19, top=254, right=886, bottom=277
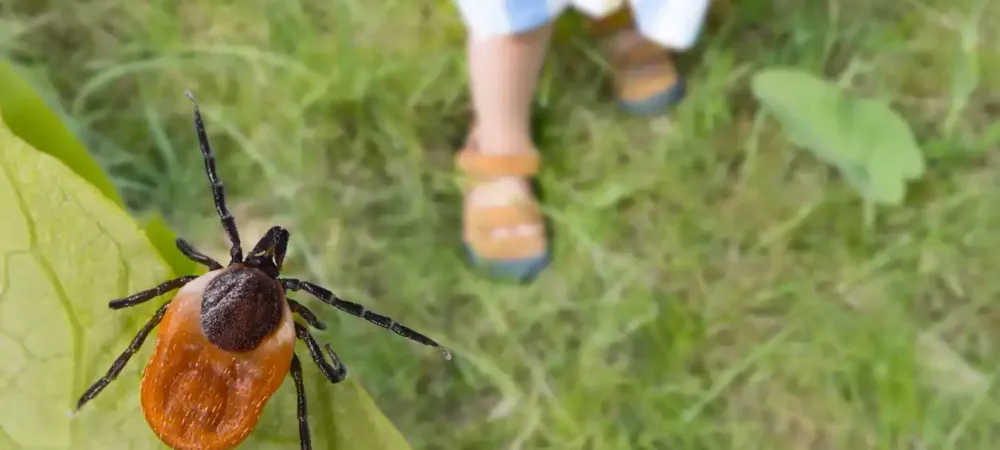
left=456, top=149, right=541, bottom=178
left=588, top=7, right=634, bottom=38
left=607, top=39, right=668, bottom=69
left=466, top=203, right=541, bottom=230
left=464, top=201, right=546, bottom=260
left=614, top=60, right=677, bottom=89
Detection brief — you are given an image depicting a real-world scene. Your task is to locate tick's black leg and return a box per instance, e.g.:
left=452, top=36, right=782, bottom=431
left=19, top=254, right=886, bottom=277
left=108, top=276, right=197, bottom=309
left=283, top=279, right=452, bottom=360
left=289, top=299, right=326, bottom=330
left=77, top=301, right=171, bottom=409
left=185, top=91, right=243, bottom=265
left=175, top=238, right=223, bottom=270
left=290, top=354, right=311, bottom=450
left=295, top=322, right=347, bottom=383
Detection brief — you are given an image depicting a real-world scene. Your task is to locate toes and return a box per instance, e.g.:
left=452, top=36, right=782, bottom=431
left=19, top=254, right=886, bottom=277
left=516, top=223, right=543, bottom=237
left=491, top=227, right=513, bottom=240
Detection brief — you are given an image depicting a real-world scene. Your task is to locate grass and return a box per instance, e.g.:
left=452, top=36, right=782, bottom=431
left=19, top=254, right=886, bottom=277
left=3, top=0, right=1000, bottom=448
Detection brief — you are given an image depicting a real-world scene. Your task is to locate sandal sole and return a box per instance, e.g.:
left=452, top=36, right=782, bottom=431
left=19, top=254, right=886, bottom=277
left=464, top=243, right=551, bottom=282
left=618, top=76, right=686, bottom=116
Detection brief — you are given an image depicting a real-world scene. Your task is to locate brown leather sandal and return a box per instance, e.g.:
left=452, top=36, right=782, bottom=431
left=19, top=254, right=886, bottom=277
left=455, top=133, right=550, bottom=281
left=589, top=7, right=686, bottom=115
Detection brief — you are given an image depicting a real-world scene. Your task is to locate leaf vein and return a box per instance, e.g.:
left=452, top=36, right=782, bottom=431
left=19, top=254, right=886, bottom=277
left=0, top=155, right=85, bottom=445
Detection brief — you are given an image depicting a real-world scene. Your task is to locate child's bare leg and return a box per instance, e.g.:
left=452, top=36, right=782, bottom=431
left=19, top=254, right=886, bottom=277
left=468, top=24, right=552, bottom=157
left=467, top=23, right=552, bottom=238
left=459, top=24, right=553, bottom=279
left=590, top=7, right=687, bottom=116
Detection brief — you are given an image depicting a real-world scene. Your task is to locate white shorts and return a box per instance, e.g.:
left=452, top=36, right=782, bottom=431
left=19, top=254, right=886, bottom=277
left=453, top=0, right=711, bottom=50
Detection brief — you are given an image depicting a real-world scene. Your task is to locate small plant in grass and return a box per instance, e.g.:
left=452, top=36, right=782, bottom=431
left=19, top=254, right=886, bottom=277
left=751, top=68, right=926, bottom=223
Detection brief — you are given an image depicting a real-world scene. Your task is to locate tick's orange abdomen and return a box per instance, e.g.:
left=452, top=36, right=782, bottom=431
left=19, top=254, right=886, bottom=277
left=139, top=271, right=295, bottom=450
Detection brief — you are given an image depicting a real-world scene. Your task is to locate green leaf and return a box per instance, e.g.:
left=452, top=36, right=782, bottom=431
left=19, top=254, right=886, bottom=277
left=751, top=68, right=925, bottom=206
left=0, top=59, right=194, bottom=276
left=0, top=95, right=411, bottom=449
left=0, top=104, right=174, bottom=448
left=0, top=60, right=120, bottom=204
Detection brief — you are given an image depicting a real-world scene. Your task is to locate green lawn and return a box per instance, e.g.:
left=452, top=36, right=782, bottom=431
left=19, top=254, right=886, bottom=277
left=4, top=0, right=1000, bottom=448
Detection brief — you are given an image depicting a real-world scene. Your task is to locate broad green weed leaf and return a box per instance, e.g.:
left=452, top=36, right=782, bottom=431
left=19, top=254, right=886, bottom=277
left=854, top=98, right=925, bottom=204
left=845, top=98, right=924, bottom=180
left=750, top=68, right=862, bottom=164
left=0, top=59, right=193, bottom=276
left=0, top=97, right=412, bottom=450
left=140, top=215, right=200, bottom=277
left=0, top=105, right=173, bottom=448
left=751, top=68, right=925, bottom=205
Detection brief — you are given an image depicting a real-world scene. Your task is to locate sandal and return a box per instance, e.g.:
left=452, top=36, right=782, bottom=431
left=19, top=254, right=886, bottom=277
left=589, top=8, right=687, bottom=116
left=456, top=132, right=550, bottom=281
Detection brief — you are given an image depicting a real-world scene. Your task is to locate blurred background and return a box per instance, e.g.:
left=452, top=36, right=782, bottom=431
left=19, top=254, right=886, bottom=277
left=2, top=0, right=1000, bottom=448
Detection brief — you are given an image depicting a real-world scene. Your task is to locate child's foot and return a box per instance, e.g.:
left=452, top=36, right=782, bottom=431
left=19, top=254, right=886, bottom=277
left=606, top=29, right=686, bottom=115
left=591, top=12, right=686, bottom=116
left=456, top=131, right=550, bottom=281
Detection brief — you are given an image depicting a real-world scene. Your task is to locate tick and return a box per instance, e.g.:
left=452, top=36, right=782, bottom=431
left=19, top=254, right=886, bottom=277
left=75, top=91, right=451, bottom=450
